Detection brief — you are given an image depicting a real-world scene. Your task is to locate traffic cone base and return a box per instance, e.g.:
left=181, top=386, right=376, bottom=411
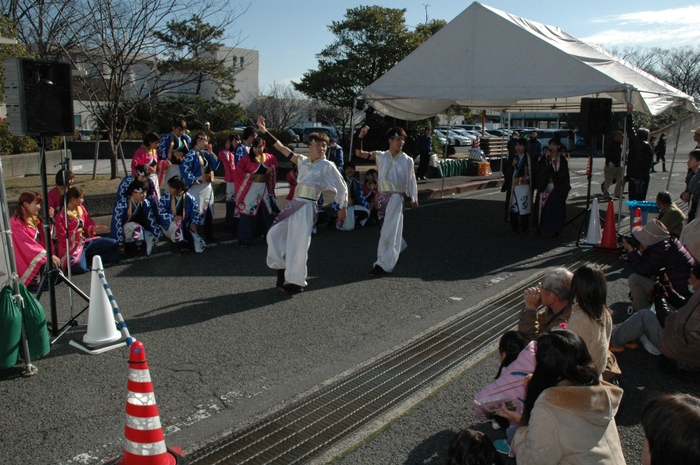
left=595, top=199, right=623, bottom=253
left=581, top=198, right=602, bottom=247
left=70, top=256, right=125, bottom=354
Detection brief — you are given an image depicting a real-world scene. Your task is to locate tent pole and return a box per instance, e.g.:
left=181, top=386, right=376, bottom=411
left=665, top=108, right=686, bottom=191
left=349, top=97, right=357, bottom=161
left=617, top=88, right=632, bottom=232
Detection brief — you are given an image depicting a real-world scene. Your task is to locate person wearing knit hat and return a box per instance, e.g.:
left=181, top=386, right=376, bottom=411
left=623, top=219, right=696, bottom=312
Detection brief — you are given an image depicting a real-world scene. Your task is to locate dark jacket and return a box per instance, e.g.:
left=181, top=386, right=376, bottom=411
left=604, top=139, right=622, bottom=167
left=416, top=134, right=432, bottom=154
left=654, top=138, right=666, bottom=157
left=502, top=153, right=531, bottom=192
left=660, top=290, right=700, bottom=367
left=528, top=138, right=542, bottom=160
left=628, top=237, right=695, bottom=297
left=625, top=113, right=654, bottom=179
left=532, top=154, right=570, bottom=201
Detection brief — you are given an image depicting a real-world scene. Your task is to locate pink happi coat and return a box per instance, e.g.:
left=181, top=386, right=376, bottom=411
left=55, top=206, right=99, bottom=269
left=10, top=216, right=50, bottom=286
left=233, top=153, right=278, bottom=216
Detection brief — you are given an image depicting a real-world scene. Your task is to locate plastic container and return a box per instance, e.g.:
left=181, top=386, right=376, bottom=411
left=626, top=200, right=660, bottom=230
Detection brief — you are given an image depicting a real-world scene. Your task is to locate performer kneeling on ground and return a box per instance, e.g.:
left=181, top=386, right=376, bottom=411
left=111, top=180, right=161, bottom=256
left=11, top=192, right=61, bottom=289
left=56, top=187, right=120, bottom=274
left=234, top=136, right=279, bottom=247
left=329, top=161, right=370, bottom=231
left=158, top=175, right=204, bottom=254
left=355, top=126, right=419, bottom=276
left=257, top=115, right=347, bottom=293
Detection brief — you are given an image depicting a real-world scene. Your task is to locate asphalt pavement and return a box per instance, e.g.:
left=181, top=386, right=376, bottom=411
left=1, top=144, right=698, bottom=465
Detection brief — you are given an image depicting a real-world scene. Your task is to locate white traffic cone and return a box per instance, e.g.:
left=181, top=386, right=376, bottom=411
left=582, top=198, right=602, bottom=247
left=70, top=256, right=126, bottom=354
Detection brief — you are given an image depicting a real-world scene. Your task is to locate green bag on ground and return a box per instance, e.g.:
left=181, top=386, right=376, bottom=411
left=0, top=286, right=22, bottom=369
left=19, top=283, right=50, bottom=360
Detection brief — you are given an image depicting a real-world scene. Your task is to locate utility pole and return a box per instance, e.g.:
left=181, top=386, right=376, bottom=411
left=423, top=4, right=430, bottom=24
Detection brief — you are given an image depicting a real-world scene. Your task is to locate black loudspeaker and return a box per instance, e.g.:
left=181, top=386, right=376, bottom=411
left=579, top=98, right=612, bottom=137
left=3, top=58, right=74, bottom=137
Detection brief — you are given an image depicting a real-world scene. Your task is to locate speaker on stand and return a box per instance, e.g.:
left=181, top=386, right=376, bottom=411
left=3, top=58, right=89, bottom=342
left=566, top=98, right=613, bottom=246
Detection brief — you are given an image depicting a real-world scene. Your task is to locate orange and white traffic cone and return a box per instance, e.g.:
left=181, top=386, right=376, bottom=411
left=632, top=207, right=643, bottom=230
left=106, top=341, right=188, bottom=465
left=594, top=200, right=622, bottom=253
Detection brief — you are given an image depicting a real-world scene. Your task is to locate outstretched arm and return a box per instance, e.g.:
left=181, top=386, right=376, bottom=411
left=257, top=116, right=298, bottom=164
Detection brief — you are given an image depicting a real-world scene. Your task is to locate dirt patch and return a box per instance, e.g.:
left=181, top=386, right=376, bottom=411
left=3, top=174, right=122, bottom=200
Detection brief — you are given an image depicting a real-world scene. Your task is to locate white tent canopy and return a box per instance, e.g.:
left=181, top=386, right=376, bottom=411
left=361, top=2, right=697, bottom=120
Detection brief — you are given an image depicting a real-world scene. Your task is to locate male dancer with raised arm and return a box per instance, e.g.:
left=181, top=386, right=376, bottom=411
left=355, top=126, right=418, bottom=276
left=257, top=116, right=348, bottom=293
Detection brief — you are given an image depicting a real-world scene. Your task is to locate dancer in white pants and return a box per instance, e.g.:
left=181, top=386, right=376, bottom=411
left=355, top=126, right=418, bottom=276
left=257, top=116, right=348, bottom=293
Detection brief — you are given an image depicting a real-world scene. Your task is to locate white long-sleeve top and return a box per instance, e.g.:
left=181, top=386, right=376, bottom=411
left=295, top=154, right=348, bottom=209
left=376, top=151, right=418, bottom=203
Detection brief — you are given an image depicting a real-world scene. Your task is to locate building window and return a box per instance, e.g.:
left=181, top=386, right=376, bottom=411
left=232, top=56, right=237, bottom=67
left=240, top=56, right=244, bottom=67
left=74, top=115, right=82, bottom=128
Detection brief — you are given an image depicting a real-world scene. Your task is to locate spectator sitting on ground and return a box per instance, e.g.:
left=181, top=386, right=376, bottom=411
left=48, top=168, right=75, bottom=217
left=517, top=267, right=573, bottom=340
left=641, top=393, right=700, bottom=465
left=329, top=162, right=370, bottom=231
left=444, top=429, right=504, bottom=465
left=655, top=191, right=685, bottom=238
left=611, top=263, right=700, bottom=370
left=622, top=219, right=695, bottom=312
left=473, top=331, right=531, bottom=430
left=567, top=264, right=620, bottom=380
left=498, top=330, right=626, bottom=463
left=326, top=138, right=343, bottom=171
left=361, top=169, right=379, bottom=225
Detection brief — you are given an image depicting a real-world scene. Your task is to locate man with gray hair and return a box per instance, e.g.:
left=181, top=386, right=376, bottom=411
left=518, top=267, right=573, bottom=340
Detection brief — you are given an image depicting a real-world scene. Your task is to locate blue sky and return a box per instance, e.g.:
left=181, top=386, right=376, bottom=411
left=224, top=1, right=700, bottom=91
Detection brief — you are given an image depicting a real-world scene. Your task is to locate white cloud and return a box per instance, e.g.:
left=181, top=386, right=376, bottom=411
left=583, top=5, right=700, bottom=47
left=591, top=5, right=700, bottom=25
left=582, top=26, right=700, bottom=46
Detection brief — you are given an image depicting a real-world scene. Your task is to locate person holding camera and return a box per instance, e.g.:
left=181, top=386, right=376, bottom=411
left=622, top=219, right=695, bottom=312
left=610, top=263, right=700, bottom=369
left=517, top=267, right=573, bottom=340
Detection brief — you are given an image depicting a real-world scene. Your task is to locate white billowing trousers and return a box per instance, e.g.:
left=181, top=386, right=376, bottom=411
left=375, top=193, right=407, bottom=272
left=266, top=201, right=315, bottom=287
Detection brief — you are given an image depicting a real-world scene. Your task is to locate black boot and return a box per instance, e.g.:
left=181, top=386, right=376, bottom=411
left=276, top=269, right=285, bottom=289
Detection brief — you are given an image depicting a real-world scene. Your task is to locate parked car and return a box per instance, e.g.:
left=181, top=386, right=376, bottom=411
left=302, top=126, right=339, bottom=144
left=433, top=130, right=449, bottom=146
left=455, top=124, right=483, bottom=132
left=290, top=127, right=304, bottom=139
left=434, top=127, right=473, bottom=146
left=486, top=129, right=510, bottom=137
left=287, top=129, right=300, bottom=143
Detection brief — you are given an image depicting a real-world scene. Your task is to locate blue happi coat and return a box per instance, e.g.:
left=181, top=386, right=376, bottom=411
left=180, top=148, right=221, bottom=187
left=110, top=197, right=162, bottom=243
left=157, top=192, right=202, bottom=231
left=157, top=133, right=192, bottom=162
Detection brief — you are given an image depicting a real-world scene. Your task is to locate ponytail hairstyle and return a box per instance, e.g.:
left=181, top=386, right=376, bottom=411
left=496, top=331, right=529, bottom=378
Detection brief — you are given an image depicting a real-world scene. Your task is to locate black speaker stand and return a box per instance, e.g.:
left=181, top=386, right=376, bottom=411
left=565, top=137, right=598, bottom=246
left=35, top=135, right=90, bottom=344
